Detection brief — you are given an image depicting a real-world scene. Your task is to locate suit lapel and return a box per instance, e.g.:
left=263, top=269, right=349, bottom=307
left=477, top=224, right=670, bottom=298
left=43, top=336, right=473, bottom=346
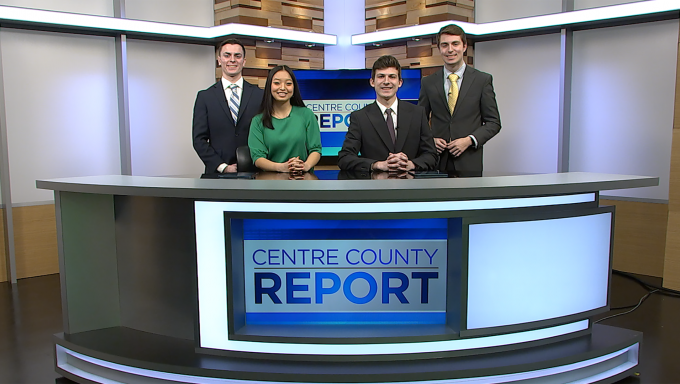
left=435, top=68, right=448, bottom=107
left=238, top=81, right=254, bottom=122
left=212, top=81, right=232, bottom=123
left=452, top=66, right=476, bottom=119
left=367, top=102, right=395, bottom=152
left=395, top=100, right=412, bottom=152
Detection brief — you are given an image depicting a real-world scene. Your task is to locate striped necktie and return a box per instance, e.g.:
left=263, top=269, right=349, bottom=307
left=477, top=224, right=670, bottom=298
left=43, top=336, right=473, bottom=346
left=448, top=73, right=459, bottom=115
left=229, top=84, right=240, bottom=124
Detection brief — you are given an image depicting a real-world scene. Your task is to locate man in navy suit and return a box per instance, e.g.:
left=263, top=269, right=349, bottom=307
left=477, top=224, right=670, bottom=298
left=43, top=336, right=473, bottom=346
left=193, top=39, right=264, bottom=174
left=419, top=24, right=501, bottom=176
left=338, top=55, right=437, bottom=173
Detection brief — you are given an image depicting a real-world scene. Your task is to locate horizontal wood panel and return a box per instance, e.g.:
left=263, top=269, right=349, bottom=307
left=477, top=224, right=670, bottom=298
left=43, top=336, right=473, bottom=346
left=216, top=0, right=322, bottom=31
left=601, top=199, right=668, bottom=278
left=418, top=13, right=468, bottom=25
left=281, top=15, right=313, bottom=29
left=256, top=47, right=282, bottom=59
left=364, top=0, right=475, bottom=71
left=13, top=204, right=59, bottom=279
left=367, top=3, right=408, bottom=19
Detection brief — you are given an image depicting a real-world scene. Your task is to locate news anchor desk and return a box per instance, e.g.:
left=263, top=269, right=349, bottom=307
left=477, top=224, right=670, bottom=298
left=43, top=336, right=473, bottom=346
left=37, top=172, right=657, bottom=384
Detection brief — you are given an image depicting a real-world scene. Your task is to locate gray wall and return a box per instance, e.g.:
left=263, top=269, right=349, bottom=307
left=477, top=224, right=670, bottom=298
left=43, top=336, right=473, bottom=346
left=475, top=0, right=678, bottom=201
left=0, top=0, right=213, bottom=205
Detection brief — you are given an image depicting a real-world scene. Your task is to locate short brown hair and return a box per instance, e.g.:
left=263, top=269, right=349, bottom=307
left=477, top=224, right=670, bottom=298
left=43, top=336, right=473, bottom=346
left=216, top=38, right=246, bottom=56
left=437, top=24, right=467, bottom=46
left=371, top=55, right=401, bottom=80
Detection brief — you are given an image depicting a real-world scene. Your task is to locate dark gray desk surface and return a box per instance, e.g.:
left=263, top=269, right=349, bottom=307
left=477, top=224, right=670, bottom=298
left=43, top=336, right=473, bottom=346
left=36, top=172, right=658, bottom=202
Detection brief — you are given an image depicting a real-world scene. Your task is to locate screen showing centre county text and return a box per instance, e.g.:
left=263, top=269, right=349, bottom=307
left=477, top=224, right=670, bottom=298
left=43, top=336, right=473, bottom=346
left=236, top=217, right=447, bottom=325
left=294, top=69, right=422, bottom=157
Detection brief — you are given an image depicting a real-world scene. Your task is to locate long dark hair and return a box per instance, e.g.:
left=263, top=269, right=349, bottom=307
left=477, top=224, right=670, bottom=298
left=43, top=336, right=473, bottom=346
left=260, top=65, right=305, bottom=130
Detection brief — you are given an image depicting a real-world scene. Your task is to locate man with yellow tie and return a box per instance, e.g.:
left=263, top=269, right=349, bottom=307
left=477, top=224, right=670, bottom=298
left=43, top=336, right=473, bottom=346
left=418, top=24, right=501, bottom=176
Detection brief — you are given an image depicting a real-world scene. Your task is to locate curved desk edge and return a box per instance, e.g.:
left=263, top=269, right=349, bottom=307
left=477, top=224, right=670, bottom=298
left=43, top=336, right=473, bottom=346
left=36, top=172, right=659, bottom=202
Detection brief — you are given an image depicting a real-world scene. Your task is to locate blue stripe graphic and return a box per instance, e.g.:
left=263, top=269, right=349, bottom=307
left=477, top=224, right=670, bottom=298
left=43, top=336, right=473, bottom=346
left=246, top=312, right=445, bottom=325
left=242, top=219, right=449, bottom=240
left=321, top=147, right=341, bottom=156
left=321, top=132, right=347, bottom=147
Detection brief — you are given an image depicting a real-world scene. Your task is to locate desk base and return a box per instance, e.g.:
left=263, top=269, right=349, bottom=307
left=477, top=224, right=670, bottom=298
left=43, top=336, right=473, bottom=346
left=54, top=324, right=640, bottom=384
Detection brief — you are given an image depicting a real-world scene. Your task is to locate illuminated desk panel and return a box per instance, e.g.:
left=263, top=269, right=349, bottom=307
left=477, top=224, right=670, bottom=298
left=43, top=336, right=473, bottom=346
left=38, top=172, right=655, bottom=383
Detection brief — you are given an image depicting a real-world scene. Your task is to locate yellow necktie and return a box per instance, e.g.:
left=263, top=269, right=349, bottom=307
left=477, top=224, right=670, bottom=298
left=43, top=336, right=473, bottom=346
left=448, top=73, right=459, bottom=115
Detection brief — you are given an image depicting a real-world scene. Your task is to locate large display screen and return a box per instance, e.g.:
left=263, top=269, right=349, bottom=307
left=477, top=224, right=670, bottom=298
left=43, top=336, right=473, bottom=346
left=465, top=211, right=612, bottom=333
left=240, top=218, right=447, bottom=325
left=294, top=69, right=422, bottom=157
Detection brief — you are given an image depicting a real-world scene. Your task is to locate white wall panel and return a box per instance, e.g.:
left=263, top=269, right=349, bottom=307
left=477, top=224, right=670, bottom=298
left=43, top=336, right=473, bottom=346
left=127, top=40, right=213, bottom=176
left=475, top=0, right=562, bottom=23
left=0, top=0, right=112, bottom=16
left=0, top=29, right=119, bottom=204
left=125, top=0, right=213, bottom=27
left=475, top=34, right=562, bottom=175
left=574, top=0, right=646, bottom=10
left=570, top=20, right=678, bottom=200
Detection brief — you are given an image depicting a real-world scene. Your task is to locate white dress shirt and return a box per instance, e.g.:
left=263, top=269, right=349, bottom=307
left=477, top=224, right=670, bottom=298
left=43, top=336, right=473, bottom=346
left=375, top=98, right=398, bottom=138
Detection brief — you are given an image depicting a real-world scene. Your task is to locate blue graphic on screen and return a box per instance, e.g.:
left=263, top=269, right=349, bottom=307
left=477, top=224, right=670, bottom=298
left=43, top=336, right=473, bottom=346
left=294, top=69, right=422, bottom=157
left=241, top=218, right=448, bottom=325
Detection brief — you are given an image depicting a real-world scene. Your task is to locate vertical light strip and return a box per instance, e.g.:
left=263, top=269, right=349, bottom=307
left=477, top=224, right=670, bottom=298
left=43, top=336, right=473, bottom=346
left=0, top=28, right=17, bottom=284
left=558, top=0, right=574, bottom=173
left=114, top=0, right=131, bottom=176
left=324, top=0, right=364, bottom=69
left=54, top=191, right=71, bottom=333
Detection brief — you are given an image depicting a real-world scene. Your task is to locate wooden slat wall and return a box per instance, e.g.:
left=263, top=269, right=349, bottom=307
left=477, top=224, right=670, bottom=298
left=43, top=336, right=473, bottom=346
left=664, top=27, right=680, bottom=289
left=601, top=199, right=667, bottom=277
left=214, top=0, right=324, bottom=85
left=13, top=204, right=59, bottom=279
left=365, top=0, right=475, bottom=73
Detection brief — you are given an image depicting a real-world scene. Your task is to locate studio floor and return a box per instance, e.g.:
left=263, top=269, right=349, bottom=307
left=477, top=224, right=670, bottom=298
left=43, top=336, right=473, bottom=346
left=1, top=272, right=679, bottom=384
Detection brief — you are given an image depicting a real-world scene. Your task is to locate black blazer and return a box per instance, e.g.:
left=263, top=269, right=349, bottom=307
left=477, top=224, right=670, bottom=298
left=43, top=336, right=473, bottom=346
left=337, top=100, right=437, bottom=172
left=192, top=80, right=264, bottom=173
left=419, top=66, right=501, bottom=174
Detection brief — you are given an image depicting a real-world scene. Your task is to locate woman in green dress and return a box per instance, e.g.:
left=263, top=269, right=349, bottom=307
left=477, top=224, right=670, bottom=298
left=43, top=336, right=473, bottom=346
left=248, top=65, right=322, bottom=173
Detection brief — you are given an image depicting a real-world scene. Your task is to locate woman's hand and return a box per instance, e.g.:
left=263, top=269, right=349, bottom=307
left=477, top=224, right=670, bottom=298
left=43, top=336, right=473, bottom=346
left=287, top=157, right=305, bottom=173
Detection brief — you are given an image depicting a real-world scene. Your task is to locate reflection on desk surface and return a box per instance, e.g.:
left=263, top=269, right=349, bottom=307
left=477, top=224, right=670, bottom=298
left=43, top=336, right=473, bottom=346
left=197, top=170, right=533, bottom=180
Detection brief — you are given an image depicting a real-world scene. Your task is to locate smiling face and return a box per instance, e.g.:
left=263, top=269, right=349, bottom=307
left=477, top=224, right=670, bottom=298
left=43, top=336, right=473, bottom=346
left=217, top=43, right=246, bottom=80
left=438, top=33, right=467, bottom=72
left=370, top=67, right=403, bottom=105
left=271, top=70, right=294, bottom=103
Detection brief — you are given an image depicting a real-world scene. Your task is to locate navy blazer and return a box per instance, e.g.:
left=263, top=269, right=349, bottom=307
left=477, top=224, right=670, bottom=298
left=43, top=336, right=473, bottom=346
left=192, top=79, right=264, bottom=173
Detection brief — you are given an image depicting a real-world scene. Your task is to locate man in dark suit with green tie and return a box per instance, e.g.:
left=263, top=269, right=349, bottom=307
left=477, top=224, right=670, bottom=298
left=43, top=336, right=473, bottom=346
left=419, top=24, right=501, bottom=177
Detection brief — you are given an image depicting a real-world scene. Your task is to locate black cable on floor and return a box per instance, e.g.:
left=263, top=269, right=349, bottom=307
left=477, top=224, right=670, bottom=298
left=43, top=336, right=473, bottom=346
left=613, top=269, right=680, bottom=297
left=596, top=270, right=680, bottom=322
left=595, top=289, right=659, bottom=324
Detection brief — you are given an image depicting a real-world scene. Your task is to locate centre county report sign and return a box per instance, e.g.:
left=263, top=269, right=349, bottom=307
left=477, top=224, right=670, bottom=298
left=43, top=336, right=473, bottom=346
left=239, top=218, right=449, bottom=325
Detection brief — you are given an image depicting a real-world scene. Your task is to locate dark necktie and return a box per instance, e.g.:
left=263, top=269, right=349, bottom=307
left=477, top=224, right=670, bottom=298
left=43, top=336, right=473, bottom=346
left=385, top=108, right=395, bottom=144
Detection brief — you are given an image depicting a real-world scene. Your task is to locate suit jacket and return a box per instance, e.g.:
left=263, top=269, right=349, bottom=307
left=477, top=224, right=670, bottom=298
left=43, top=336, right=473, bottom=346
left=192, top=79, right=264, bottom=173
left=337, top=100, right=437, bottom=172
left=419, top=66, right=501, bottom=175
